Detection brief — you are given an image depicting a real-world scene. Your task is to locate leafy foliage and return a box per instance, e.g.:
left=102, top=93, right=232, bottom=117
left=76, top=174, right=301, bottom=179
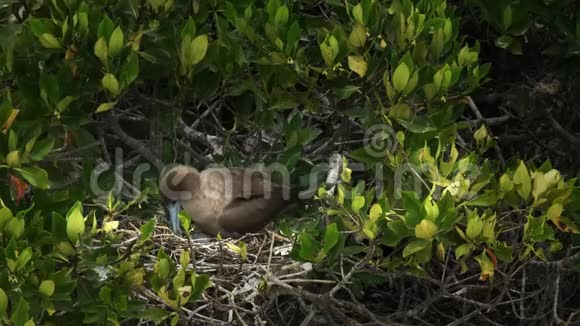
left=0, top=0, right=579, bottom=324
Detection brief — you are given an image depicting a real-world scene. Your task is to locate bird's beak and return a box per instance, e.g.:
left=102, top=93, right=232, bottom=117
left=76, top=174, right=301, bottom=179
left=167, top=200, right=182, bottom=235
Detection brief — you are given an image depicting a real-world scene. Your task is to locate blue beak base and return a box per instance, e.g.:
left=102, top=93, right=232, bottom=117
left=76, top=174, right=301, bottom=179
left=167, top=200, right=182, bottom=235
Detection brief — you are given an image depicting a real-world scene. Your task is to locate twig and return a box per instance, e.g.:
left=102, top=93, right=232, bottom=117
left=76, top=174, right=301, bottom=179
left=105, top=113, right=164, bottom=171
left=325, top=154, right=342, bottom=196
left=467, top=115, right=510, bottom=126
left=547, top=111, right=580, bottom=145
left=177, top=118, right=224, bottom=155
left=464, top=96, right=506, bottom=168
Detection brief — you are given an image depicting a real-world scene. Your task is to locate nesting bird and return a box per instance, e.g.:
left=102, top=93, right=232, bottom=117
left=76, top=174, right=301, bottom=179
left=159, top=165, right=297, bottom=237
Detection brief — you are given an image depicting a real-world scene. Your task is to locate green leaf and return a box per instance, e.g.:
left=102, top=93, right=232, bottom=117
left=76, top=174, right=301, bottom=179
left=455, top=243, right=473, bottom=259
left=320, top=35, right=339, bottom=66
left=4, top=218, right=24, bottom=239
left=402, top=191, right=422, bottom=227
left=389, top=103, right=411, bottom=119
left=191, top=273, right=211, bottom=301
left=30, top=137, right=55, bottom=161
left=347, top=56, right=367, bottom=78
left=502, top=5, right=513, bottom=30
left=40, top=73, right=60, bottom=105
left=28, top=18, right=49, bottom=36
left=415, top=219, right=438, bottom=239
left=39, top=33, right=61, bottom=49
left=464, top=191, right=497, bottom=207
left=158, top=258, right=170, bottom=280
left=66, top=201, right=85, bottom=243
left=546, top=202, right=563, bottom=220
left=56, top=96, right=76, bottom=113
left=322, top=223, right=339, bottom=254
left=369, top=204, right=382, bottom=221
left=11, top=297, right=30, bottom=326
left=351, top=195, right=365, bottom=213
left=402, top=239, right=430, bottom=258
left=181, top=17, right=196, bottom=39
left=39, top=280, right=55, bottom=297
left=142, top=308, right=172, bottom=324
left=102, top=73, right=120, bottom=97
left=94, top=37, right=108, bottom=65
left=392, top=63, right=410, bottom=92
left=349, top=23, right=367, bottom=47
left=140, top=219, right=155, bottom=242
left=180, top=250, right=191, bottom=268
left=513, top=161, right=531, bottom=201
left=286, top=21, right=301, bottom=53
left=189, top=34, right=209, bottom=65
left=274, top=5, right=289, bottom=26
left=97, top=15, right=114, bottom=40
left=352, top=3, right=364, bottom=25
left=95, top=101, right=117, bottom=113
left=298, top=234, right=318, bottom=261
left=466, top=218, right=483, bottom=241
left=493, top=243, right=513, bottom=262
left=0, top=207, right=13, bottom=229
left=335, top=85, right=361, bottom=100
left=15, top=247, right=32, bottom=271
left=108, top=26, right=124, bottom=57
left=120, top=52, right=139, bottom=88
left=14, top=167, right=49, bottom=189
left=403, top=70, right=419, bottom=95
left=0, top=288, right=7, bottom=317
left=8, top=129, right=17, bottom=152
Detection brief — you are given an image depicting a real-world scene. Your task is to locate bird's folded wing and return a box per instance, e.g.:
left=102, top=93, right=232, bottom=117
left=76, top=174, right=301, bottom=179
left=224, top=168, right=280, bottom=199
left=218, top=196, right=287, bottom=233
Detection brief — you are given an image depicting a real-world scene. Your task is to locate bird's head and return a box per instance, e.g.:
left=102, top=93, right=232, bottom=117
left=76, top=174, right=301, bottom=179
left=158, top=164, right=200, bottom=234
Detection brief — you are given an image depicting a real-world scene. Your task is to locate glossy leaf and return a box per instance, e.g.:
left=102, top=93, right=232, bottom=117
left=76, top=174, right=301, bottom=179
left=66, top=201, right=85, bottom=243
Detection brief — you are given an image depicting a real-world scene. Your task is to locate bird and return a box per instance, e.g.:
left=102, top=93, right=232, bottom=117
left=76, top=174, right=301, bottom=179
left=158, top=164, right=299, bottom=237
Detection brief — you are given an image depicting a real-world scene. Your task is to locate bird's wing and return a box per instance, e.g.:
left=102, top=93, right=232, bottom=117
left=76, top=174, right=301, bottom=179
left=218, top=195, right=288, bottom=234
left=202, top=168, right=291, bottom=201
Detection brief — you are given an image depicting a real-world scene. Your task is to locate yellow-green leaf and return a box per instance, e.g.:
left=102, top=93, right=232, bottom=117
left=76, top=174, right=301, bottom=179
left=39, top=33, right=61, bottom=49
left=4, top=217, right=24, bottom=239
left=66, top=201, right=85, bottom=243
left=466, top=218, right=483, bottom=241
left=513, top=161, right=531, bottom=201
left=189, top=34, right=208, bottom=65
left=415, top=219, right=438, bottom=239
left=348, top=56, right=367, bottom=78
left=369, top=204, right=382, bottom=221
left=320, top=35, right=339, bottom=66
left=389, top=102, right=412, bottom=119
left=0, top=288, right=7, bottom=317
left=352, top=3, right=364, bottom=25
left=94, top=37, right=108, bottom=65
left=15, top=167, right=49, bottom=189
left=547, top=203, right=563, bottom=221
left=103, top=220, right=119, bottom=232
left=349, top=23, right=367, bottom=47
left=108, top=26, right=124, bottom=57
left=6, top=150, right=20, bottom=168
left=475, top=251, right=495, bottom=281
left=392, top=63, right=410, bottom=92
left=101, top=73, right=120, bottom=97
left=274, top=5, right=289, bottom=26
left=351, top=196, right=365, bottom=213
left=95, top=101, right=117, bottom=113
left=158, top=258, right=170, bottom=280
left=39, top=280, right=55, bottom=297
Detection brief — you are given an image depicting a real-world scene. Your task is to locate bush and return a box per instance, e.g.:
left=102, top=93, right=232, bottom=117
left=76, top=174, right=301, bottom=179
left=0, top=0, right=579, bottom=324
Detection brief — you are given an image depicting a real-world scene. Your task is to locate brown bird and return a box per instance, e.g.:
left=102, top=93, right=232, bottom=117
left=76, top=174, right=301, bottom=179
left=159, top=164, right=298, bottom=237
